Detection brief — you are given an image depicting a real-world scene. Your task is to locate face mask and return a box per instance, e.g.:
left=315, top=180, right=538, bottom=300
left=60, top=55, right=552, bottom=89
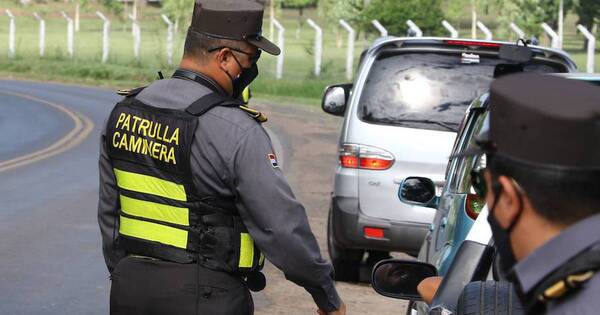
left=487, top=179, right=523, bottom=278
left=232, top=62, right=258, bottom=100
left=225, top=52, right=259, bottom=99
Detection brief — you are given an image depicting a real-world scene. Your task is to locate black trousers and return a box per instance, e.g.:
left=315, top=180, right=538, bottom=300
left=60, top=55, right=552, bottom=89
left=110, top=256, right=253, bottom=315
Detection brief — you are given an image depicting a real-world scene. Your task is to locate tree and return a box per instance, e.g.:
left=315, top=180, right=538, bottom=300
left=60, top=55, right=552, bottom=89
left=362, top=0, right=445, bottom=36
left=492, top=0, right=573, bottom=37
left=162, top=0, right=194, bottom=32
left=278, top=0, right=317, bottom=18
left=100, top=0, right=124, bottom=18
left=318, top=0, right=366, bottom=27
left=277, top=0, right=317, bottom=38
left=573, top=0, right=600, bottom=49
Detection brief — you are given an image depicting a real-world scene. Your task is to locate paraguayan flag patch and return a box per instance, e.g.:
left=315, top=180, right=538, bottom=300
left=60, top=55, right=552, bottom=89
left=267, top=153, right=279, bottom=168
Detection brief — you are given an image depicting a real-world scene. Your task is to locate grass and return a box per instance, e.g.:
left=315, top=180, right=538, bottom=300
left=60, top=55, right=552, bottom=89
left=0, top=1, right=598, bottom=104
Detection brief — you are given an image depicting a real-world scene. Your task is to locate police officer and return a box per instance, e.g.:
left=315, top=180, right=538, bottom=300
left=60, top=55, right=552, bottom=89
left=467, top=73, right=600, bottom=314
left=97, top=1, right=346, bottom=314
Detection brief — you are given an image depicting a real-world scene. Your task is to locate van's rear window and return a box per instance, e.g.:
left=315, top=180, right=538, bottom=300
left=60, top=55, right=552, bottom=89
left=358, top=52, right=566, bottom=131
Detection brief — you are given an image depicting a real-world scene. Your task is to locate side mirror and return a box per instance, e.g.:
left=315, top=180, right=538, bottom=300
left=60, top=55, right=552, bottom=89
left=372, top=259, right=438, bottom=301
left=398, top=177, right=439, bottom=208
left=322, top=83, right=352, bottom=116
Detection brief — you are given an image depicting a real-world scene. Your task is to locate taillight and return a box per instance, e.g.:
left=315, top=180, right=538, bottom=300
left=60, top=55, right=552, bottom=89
left=445, top=40, right=501, bottom=48
left=364, top=227, right=385, bottom=239
left=339, top=144, right=394, bottom=170
left=465, top=193, right=485, bottom=220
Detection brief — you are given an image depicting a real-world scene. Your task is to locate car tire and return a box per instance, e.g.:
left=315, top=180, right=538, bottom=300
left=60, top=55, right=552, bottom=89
left=327, top=207, right=364, bottom=282
left=457, top=281, right=524, bottom=315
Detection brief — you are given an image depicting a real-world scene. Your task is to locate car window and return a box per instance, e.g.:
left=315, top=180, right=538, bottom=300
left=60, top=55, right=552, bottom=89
left=358, top=52, right=564, bottom=132
left=451, top=111, right=489, bottom=193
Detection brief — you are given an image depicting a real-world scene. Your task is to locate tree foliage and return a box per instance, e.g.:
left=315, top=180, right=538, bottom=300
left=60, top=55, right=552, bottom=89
left=362, top=0, right=445, bottom=36
left=574, top=0, right=600, bottom=30
left=318, top=0, right=367, bottom=27
left=100, top=0, right=124, bottom=18
left=277, top=0, right=317, bottom=8
left=162, top=0, right=194, bottom=32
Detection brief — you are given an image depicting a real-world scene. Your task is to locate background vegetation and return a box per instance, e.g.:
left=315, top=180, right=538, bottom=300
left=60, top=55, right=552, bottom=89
left=0, top=0, right=597, bottom=105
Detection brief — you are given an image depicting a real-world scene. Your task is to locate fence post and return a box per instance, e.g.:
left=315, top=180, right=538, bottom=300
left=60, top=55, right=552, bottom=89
left=541, top=23, right=559, bottom=49
left=558, top=0, right=564, bottom=49
left=471, top=9, right=477, bottom=39
left=269, top=0, right=275, bottom=42
left=371, top=19, right=388, bottom=37
left=577, top=25, right=596, bottom=73
left=476, top=21, right=492, bottom=40
left=406, top=20, right=423, bottom=37
left=442, top=20, right=458, bottom=38
left=60, top=11, right=75, bottom=58
left=5, top=10, right=15, bottom=58
left=161, top=14, right=174, bottom=66
left=272, top=18, right=284, bottom=80
left=33, top=13, right=45, bottom=57
left=96, top=11, right=110, bottom=63
left=339, top=19, right=355, bottom=81
left=306, top=18, right=322, bottom=77
left=129, top=14, right=141, bottom=61
left=75, top=2, right=80, bottom=32
left=509, top=22, right=525, bottom=40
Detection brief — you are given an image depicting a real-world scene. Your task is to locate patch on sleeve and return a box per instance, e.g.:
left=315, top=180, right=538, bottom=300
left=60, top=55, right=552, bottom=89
left=267, top=153, right=279, bottom=168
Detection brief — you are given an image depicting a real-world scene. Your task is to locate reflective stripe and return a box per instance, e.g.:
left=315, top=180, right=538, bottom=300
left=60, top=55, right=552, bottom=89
left=120, top=216, right=188, bottom=248
left=259, top=252, right=265, bottom=266
left=120, top=195, right=189, bottom=226
left=239, top=233, right=254, bottom=268
left=242, top=87, right=250, bottom=104
left=114, top=168, right=187, bottom=201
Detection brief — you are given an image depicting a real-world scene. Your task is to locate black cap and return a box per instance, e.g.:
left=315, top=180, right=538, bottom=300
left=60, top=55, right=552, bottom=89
left=462, top=73, right=600, bottom=170
left=190, top=0, right=280, bottom=55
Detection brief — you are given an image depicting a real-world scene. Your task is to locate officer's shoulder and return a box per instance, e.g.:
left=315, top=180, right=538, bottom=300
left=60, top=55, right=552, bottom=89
left=550, top=272, right=600, bottom=313
left=203, top=105, right=267, bottom=132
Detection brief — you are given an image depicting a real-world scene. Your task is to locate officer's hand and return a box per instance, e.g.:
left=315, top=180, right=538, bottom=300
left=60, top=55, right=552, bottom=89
left=317, top=302, right=346, bottom=315
left=417, top=276, right=443, bottom=305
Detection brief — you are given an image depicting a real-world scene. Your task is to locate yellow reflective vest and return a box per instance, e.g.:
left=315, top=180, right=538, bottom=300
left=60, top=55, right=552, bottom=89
left=105, top=89, right=264, bottom=275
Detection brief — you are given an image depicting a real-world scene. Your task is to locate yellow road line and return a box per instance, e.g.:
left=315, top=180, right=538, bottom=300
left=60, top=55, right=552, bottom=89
left=0, top=90, right=95, bottom=173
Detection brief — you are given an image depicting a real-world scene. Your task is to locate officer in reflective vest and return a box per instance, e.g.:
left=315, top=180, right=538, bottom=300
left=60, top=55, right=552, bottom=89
left=463, top=73, right=600, bottom=314
left=97, top=1, right=346, bottom=314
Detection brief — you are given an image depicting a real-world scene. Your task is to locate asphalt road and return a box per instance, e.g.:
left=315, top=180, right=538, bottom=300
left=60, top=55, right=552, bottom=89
left=0, top=80, right=406, bottom=314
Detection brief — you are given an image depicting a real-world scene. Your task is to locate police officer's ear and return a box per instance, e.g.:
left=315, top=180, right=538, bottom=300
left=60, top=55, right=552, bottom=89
left=214, top=48, right=234, bottom=71
left=492, top=175, right=525, bottom=230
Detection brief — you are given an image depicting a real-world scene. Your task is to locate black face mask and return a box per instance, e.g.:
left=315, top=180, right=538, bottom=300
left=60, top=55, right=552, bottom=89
left=232, top=62, right=258, bottom=100
left=225, top=52, right=259, bottom=100
left=487, top=179, right=523, bottom=278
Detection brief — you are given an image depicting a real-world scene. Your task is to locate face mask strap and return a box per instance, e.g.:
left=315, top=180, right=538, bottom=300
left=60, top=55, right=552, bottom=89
left=490, top=174, right=524, bottom=233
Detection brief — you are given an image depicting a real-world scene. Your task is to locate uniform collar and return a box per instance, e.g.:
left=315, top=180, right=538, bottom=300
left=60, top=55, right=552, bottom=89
left=513, top=212, right=600, bottom=294
left=172, top=68, right=227, bottom=96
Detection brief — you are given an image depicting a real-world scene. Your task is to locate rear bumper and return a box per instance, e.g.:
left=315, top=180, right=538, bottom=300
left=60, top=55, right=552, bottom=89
left=331, top=196, right=429, bottom=255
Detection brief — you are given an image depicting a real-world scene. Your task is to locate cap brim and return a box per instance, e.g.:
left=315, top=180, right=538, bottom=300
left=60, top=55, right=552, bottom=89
left=247, top=36, right=281, bottom=56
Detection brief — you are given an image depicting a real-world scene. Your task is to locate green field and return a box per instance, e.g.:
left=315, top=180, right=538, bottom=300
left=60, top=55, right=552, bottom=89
left=0, top=1, right=598, bottom=105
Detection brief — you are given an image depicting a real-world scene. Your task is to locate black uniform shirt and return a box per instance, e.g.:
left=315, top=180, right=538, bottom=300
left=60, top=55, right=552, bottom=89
left=513, top=212, right=600, bottom=314
left=98, top=73, right=341, bottom=311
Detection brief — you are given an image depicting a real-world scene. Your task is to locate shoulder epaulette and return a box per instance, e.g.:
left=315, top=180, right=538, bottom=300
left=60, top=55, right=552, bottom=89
left=239, top=105, right=268, bottom=123
left=116, top=86, right=146, bottom=97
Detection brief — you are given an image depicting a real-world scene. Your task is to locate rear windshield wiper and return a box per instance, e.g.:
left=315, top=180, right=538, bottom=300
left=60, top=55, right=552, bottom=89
left=394, top=119, right=459, bottom=132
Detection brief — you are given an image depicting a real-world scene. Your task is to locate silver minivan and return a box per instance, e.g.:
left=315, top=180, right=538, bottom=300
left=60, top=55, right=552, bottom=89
left=322, top=37, right=577, bottom=281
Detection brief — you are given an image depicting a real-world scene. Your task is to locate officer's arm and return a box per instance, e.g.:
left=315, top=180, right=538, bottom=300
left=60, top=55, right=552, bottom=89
left=97, top=125, right=126, bottom=272
left=230, top=125, right=342, bottom=312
